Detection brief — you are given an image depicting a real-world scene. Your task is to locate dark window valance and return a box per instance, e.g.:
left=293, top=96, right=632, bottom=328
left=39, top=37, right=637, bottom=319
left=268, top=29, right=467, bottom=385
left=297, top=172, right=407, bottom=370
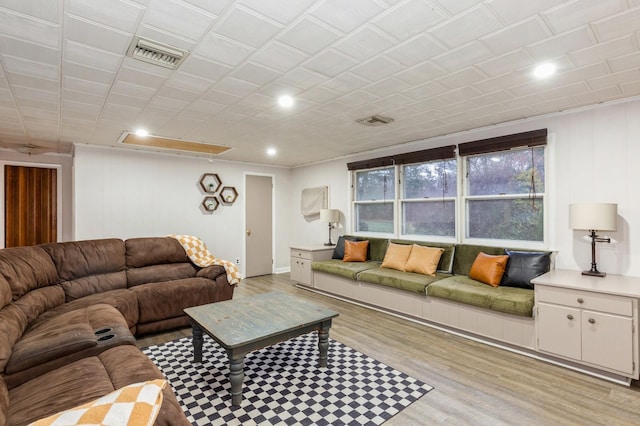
left=347, top=145, right=456, bottom=171
left=457, top=129, right=547, bottom=157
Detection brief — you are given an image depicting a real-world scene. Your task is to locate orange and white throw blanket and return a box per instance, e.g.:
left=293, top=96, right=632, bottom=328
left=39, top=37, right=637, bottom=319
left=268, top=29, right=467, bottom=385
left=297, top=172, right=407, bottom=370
left=169, top=234, right=241, bottom=286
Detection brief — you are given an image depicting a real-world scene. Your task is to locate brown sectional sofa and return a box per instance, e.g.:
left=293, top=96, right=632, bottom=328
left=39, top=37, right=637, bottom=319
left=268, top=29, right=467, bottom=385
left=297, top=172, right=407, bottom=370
left=0, top=237, right=235, bottom=426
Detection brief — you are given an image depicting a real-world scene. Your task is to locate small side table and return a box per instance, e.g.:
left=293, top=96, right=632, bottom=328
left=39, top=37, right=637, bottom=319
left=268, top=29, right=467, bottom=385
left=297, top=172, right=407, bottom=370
left=290, top=245, right=335, bottom=286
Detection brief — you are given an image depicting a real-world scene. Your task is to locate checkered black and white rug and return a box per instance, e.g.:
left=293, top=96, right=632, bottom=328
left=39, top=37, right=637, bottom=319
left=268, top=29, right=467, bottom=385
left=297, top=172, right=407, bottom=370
left=143, top=333, right=432, bottom=425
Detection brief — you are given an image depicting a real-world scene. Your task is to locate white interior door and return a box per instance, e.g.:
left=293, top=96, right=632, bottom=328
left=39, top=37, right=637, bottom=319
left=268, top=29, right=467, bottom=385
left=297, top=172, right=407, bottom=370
left=245, top=174, right=273, bottom=277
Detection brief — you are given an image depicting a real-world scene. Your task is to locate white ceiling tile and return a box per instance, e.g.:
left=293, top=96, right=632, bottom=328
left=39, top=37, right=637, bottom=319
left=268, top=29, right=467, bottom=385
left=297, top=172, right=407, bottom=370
left=215, top=6, right=282, bottom=48
left=542, top=0, right=627, bottom=34
left=588, top=68, right=640, bottom=90
left=432, top=41, right=493, bottom=71
left=3, top=56, right=58, bottom=80
left=620, top=80, right=640, bottom=96
left=473, top=72, right=529, bottom=93
left=108, top=93, right=149, bottom=108
left=431, top=0, right=484, bottom=16
left=147, top=95, right=189, bottom=112
left=570, top=35, right=636, bottom=68
left=373, top=0, right=447, bottom=41
left=395, top=61, right=447, bottom=85
left=258, top=81, right=303, bottom=99
left=476, top=49, right=534, bottom=77
left=144, top=0, right=216, bottom=41
left=0, top=8, right=60, bottom=47
left=301, top=86, right=342, bottom=103
left=232, top=62, right=280, bottom=85
left=137, top=26, right=197, bottom=52
left=63, top=99, right=101, bottom=116
left=155, top=85, right=200, bottom=102
left=279, top=17, right=341, bottom=55
left=334, top=26, right=395, bottom=61
left=239, top=0, right=314, bottom=25
left=64, top=40, right=122, bottom=72
left=182, top=0, right=232, bottom=15
left=363, top=77, right=412, bottom=97
left=167, top=72, right=214, bottom=93
left=437, top=67, right=487, bottom=89
left=429, top=5, right=502, bottom=49
left=63, top=89, right=105, bottom=105
left=572, top=85, right=621, bottom=105
left=64, top=76, right=110, bottom=97
left=101, top=103, right=143, bottom=121
left=321, top=72, right=370, bottom=94
left=481, top=17, right=551, bottom=56
left=179, top=55, right=232, bottom=81
left=16, top=97, right=58, bottom=111
left=195, top=34, right=254, bottom=66
left=64, top=15, right=131, bottom=54
left=213, top=76, right=259, bottom=97
left=276, top=67, right=327, bottom=91
left=201, top=89, right=242, bottom=105
left=402, top=81, right=448, bottom=100
left=111, top=80, right=156, bottom=99
left=67, top=0, right=144, bottom=33
left=9, top=74, right=58, bottom=92
left=64, top=61, right=116, bottom=85
left=553, top=62, right=609, bottom=87
left=486, top=0, right=565, bottom=25
left=592, top=7, right=640, bottom=43
left=351, top=56, right=403, bottom=81
left=336, top=90, right=379, bottom=108
left=385, top=34, right=446, bottom=67
left=186, top=99, right=227, bottom=115
left=304, top=50, right=357, bottom=78
left=371, top=93, right=412, bottom=112
left=251, top=42, right=308, bottom=73
left=21, top=107, right=58, bottom=121
left=312, top=0, right=385, bottom=33
left=437, top=85, right=482, bottom=103
left=118, top=65, right=168, bottom=88
left=237, top=92, right=273, bottom=108
left=0, top=35, right=58, bottom=65
left=0, top=0, right=60, bottom=23
left=468, top=89, right=513, bottom=106
left=527, top=26, right=596, bottom=61
left=608, top=51, right=640, bottom=73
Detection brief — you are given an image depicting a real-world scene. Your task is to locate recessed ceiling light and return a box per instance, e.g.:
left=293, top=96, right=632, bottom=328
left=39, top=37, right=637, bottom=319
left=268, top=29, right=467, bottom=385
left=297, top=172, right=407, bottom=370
left=533, top=62, right=557, bottom=79
left=277, top=95, right=294, bottom=108
left=266, top=147, right=277, bottom=156
left=135, top=128, right=149, bottom=137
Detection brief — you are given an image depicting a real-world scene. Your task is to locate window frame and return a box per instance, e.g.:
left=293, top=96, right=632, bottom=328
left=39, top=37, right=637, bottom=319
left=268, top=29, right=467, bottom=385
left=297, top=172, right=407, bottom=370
left=351, top=165, right=397, bottom=238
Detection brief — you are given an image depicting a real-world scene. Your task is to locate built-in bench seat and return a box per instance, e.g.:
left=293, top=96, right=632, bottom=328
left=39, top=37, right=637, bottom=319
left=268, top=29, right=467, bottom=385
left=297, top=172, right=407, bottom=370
left=308, top=237, right=551, bottom=350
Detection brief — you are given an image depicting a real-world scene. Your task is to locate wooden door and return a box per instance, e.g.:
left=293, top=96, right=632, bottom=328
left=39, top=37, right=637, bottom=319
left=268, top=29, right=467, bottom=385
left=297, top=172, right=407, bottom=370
left=245, top=175, right=273, bottom=277
left=4, top=165, right=57, bottom=247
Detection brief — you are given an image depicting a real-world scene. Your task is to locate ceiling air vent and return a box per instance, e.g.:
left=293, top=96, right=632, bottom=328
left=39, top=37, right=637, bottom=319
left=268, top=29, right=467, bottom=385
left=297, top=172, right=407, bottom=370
left=356, top=115, right=395, bottom=126
left=126, top=36, right=188, bottom=70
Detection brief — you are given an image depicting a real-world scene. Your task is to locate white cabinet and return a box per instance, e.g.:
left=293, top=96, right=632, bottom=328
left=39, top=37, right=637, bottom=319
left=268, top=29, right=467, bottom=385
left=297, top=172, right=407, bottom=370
left=290, top=246, right=334, bottom=286
left=533, top=270, right=639, bottom=381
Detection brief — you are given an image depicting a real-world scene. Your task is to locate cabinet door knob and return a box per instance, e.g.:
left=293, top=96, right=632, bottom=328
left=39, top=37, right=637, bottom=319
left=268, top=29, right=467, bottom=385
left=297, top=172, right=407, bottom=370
left=567, top=314, right=574, bottom=320
left=588, top=318, right=596, bottom=324
left=577, top=298, right=584, bottom=304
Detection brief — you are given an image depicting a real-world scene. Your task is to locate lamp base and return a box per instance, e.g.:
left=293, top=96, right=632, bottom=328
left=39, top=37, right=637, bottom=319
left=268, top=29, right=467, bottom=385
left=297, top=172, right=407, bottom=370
left=582, top=270, right=606, bottom=278
left=324, top=243, right=335, bottom=247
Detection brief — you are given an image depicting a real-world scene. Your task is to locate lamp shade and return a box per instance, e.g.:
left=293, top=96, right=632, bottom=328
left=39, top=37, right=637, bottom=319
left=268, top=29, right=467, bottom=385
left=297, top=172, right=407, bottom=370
left=320, top=209, right=340, bottom=223
left=569, top=203, right=617, bottom=231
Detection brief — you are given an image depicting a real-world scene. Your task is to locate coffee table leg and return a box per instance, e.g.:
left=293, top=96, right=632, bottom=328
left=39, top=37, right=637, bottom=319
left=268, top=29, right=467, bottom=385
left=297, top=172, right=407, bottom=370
left=318, top=320, right=331, bottom=368
left=192, top=323, right=203, bottom=363
left=229, top=355, right=244, bottom=406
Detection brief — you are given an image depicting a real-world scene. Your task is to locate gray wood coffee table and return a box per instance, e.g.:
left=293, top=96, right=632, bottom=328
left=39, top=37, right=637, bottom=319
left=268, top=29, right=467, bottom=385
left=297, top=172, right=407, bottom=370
left=184, top=292, right=339, bottom=406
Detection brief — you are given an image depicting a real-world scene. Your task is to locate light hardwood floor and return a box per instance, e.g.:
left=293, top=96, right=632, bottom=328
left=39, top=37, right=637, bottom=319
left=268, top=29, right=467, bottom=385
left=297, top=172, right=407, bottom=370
left=137, top=274, right=640, bottom=425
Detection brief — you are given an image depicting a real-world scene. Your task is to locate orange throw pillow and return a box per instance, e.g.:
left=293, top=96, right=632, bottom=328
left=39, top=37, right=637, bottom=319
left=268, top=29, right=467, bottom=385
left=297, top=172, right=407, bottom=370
left=404, top=245, right=444, bottom=276
left=381, top=243, right=413, bottom=271
left=343, top=240, right=369, bottom=262
left=469, top=252, right=509, bottom=287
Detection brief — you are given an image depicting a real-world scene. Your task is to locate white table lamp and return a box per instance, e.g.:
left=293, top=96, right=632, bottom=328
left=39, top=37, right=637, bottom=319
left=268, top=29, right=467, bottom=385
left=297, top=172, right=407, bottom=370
left=569, top=203, right=617, bottom=277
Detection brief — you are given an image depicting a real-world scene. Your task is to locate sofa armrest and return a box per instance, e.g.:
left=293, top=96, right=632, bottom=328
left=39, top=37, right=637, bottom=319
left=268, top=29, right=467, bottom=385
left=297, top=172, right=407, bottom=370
left=196, top=265, right=226, bottom=280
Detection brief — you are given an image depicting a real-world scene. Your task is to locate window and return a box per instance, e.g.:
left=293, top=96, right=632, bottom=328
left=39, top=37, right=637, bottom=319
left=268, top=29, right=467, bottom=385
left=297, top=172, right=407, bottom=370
left=401, top=159, right=457, bottom=238
left=464, top=146, right=545, bottom=242
left=353, top=167, right=395, bottom=234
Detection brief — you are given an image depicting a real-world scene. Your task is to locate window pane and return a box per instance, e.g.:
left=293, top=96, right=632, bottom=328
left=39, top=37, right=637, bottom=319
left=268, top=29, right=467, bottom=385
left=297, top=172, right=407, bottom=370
left=402, top=201, right=455, bottom=237
left=403, top=159, right=457, bottom=199
left=468, top=147, right=544, bottom=196
left=356, top=167, right=395, bottom=201
left=355, top=203, right=394, bottom=233
left=467, top=198, right=543, bottom=241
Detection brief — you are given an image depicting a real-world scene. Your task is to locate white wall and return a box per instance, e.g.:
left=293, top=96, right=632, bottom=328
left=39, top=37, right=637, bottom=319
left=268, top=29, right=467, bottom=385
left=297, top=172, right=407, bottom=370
left=291, top=97, right=640, bottom=277
left=0, top=150, right=73, bottom=247
left=73, top=145, right=293, bottom=274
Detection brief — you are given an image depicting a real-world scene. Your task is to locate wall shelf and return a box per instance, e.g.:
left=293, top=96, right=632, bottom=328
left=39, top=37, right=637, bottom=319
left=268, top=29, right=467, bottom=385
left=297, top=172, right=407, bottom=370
left=220, top=186, right=238, bottom=204
left=199, top=173, right=221, bottom=194
left=202, top=196, right=220, bottom=212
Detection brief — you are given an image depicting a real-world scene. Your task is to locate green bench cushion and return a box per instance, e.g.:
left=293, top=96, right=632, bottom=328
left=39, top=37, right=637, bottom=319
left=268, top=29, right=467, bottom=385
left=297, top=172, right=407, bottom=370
left=427, top=276, right=534, bottom=317
left=311, top=260, right=379, bottom=280
left=358, top=267, right=451, bottom=294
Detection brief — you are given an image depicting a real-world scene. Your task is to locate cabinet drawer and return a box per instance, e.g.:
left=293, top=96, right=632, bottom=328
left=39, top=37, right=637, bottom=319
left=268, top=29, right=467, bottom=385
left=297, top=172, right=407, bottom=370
left=536, top=285, right=633, bottom=316
left=290, top=249, right=312, bottom=260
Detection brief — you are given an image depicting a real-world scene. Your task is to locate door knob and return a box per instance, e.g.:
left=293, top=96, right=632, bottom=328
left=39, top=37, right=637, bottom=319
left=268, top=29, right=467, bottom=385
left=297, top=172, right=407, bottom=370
left=246, top=230, right=252, bottom=236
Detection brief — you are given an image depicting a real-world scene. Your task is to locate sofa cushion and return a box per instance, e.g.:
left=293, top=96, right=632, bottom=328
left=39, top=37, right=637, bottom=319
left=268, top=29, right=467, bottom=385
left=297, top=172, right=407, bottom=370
left=452, top=244, right=506, bottom=276
left=381, top=243, right=412, bottom=271
left=0, top=246, right=58, bottom=300
left=404, top=245, right=444, bottom=276
left=0, top=275, right=11, bottom=309
left=127, top=263, right=198, bottom=287
left=0, top=304, right=29, bottom=374
left=125, top=237, right=189, bottom=268
left=502, top=250, right=551, bottom=289
left=427, top=276, right=535, bottom=317
left=332, top=236, right=358, bottom=259
left=312, top=259, right=380, bottom=280
left=390, top=240, right=455, bottom=273
left=358, top=267, right=449, bottom=294
left=0, top=377, right=7, bottom=426
left=469, top=252, right=509, bottom=287
left=343, top=240, right=368, bottom=262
